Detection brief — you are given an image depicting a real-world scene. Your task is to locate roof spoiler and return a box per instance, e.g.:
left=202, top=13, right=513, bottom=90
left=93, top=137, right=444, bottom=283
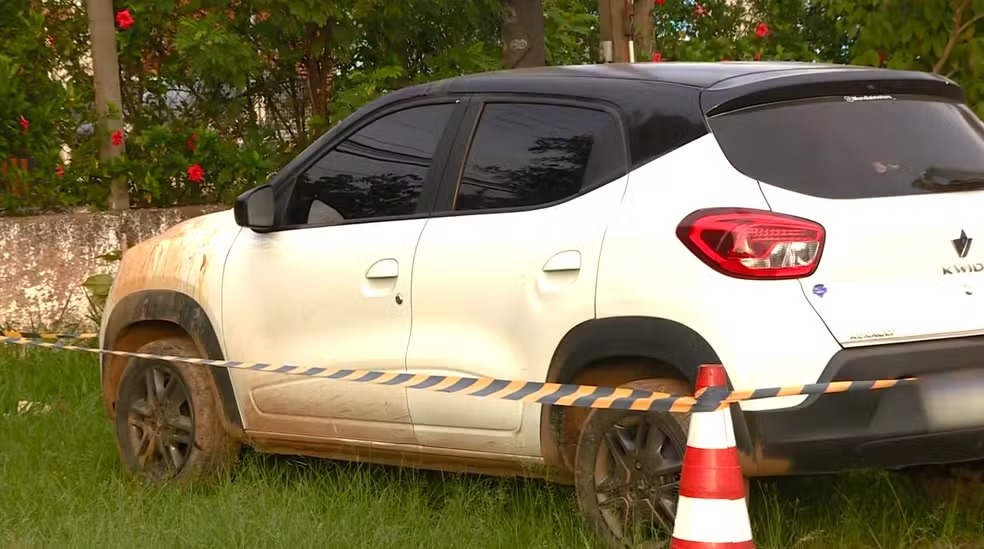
left=700, top=67, right=964, bottom=117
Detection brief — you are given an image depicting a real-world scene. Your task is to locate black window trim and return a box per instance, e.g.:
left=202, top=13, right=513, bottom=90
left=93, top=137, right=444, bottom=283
left=429, top=93, right=630, bottom=218
left=268, top=94, right=472, bottom=232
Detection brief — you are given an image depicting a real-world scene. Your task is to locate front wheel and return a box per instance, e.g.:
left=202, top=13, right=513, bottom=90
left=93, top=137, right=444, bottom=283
left=574, top=378, right=691, bottom=548
left=114, top=337, right=240, bottom=483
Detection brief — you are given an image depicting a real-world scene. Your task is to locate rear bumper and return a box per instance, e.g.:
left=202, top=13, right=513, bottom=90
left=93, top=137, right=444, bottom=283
left=740, top=335, right=984, bottom=476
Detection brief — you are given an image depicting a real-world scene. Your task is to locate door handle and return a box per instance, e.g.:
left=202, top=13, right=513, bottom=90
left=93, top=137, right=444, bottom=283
left=366, top=258, right=399, bottom=279
left=542, top=250, right=581, bottom=273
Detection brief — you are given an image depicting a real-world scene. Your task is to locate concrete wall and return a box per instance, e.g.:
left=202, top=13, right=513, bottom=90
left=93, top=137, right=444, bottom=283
left=0, top=205, right=228, bottom=333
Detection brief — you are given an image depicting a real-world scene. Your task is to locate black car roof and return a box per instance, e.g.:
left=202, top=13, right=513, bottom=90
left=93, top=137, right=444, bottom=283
left=395, top=60, right=950, bottom=95
left=446, top=61, right=862, bottom=89
left=376, top=61, right=962, bottom=115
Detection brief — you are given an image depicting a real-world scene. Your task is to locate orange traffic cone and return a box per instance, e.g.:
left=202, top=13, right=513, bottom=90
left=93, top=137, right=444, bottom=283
left=670, top=364, right=754, bottom=548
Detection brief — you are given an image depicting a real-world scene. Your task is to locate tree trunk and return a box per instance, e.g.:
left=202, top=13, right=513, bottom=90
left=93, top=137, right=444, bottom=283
left=502, top=0, right=546, bottom=68
left=85, top=0, right=129, bottom=210
left=599, top=0, right=630, bottom=62
left=301, top=24, right=335, bottom=137
left=632, top=0, right=655, bottom=60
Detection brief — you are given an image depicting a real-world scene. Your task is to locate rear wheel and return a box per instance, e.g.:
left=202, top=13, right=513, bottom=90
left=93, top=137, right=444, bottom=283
left=114, top=337, right=240, bottom=483
left=574, top=378, right=691, bottom=548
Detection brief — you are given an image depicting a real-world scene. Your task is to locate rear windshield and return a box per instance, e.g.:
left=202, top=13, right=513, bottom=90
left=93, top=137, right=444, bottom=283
left=708, top=96, right=984, bottom=199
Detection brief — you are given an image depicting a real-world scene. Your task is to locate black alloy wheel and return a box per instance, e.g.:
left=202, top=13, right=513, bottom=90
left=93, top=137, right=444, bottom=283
left=116, top=361, right=196, bottom=481
left=574, top=378, right=691, bottom=548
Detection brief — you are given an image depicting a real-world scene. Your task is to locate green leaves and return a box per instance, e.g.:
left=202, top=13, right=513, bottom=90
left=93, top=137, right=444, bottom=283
left=820, top=0, right=984, bottom=116
left=5, top=0, right=983, bottom=216
left=173, top=16, right=260, bottom=88
left=544, top=0, right=598, bottom=65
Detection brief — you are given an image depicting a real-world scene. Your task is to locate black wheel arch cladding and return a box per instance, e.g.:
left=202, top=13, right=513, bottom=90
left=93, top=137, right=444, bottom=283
left=102, top=289, right=242, bottom=428
left=543, top=316, right=754, bottom=456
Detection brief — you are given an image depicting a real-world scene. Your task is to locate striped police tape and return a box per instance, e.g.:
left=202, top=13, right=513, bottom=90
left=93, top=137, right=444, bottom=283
left=0, top=335, right=917, bottom=413
left=2, top=330, right=99, bottom=341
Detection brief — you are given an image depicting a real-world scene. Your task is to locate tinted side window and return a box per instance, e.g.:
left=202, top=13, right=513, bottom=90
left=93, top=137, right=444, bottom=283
left=286, top=103, right=454, bottom=225
left=454, top=103, right=623, bottom=212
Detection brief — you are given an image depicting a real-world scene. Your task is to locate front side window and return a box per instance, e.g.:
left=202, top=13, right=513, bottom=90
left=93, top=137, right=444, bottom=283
left=286, top=103, right=455, bottom=225
left=454, top=102, right=623, bottom=212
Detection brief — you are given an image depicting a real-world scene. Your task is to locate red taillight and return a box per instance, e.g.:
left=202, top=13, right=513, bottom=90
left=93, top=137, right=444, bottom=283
left=676, top=208, right=825, bottom=280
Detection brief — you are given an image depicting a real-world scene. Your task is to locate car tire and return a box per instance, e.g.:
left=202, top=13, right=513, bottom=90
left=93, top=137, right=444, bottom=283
left=113, top=337, right=240, bottom=483
left=574, top=379, right=750, bottom=547
left=574, top=378, right=692, bottom=548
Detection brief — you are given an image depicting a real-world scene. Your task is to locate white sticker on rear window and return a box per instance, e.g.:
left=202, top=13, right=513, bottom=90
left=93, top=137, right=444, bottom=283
left=843, top=94, right=896, bottom=103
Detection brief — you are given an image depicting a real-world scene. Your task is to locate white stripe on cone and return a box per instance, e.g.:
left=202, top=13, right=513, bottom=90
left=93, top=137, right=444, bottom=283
left=672, top=496, right=753, bottom=543
left=684, top=407, right=736, bottom=449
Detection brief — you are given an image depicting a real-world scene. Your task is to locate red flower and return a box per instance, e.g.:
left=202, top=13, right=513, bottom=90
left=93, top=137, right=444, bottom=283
left=18, top=115, right=28, bottom=135
left=111, top=129, right=124, bottom=146
left=754, top=51, right=762, bottom=61
left=187, top=163, right=204, bottom=183
left=46, top=35, right=55, bottom=47
left=651, top=52, right=662, bottom=62
left=695, top=4, right=707, bottom=16
left=56, top=165, right=64, bottom=178
left=187, top=132, right=198, bottom=152
left=115, top=8, right=134, bottom=30
left=654, top=0, right=665, bottom=4
left=255, top=10, right=270, bottom=21
left=878, top=50, right=887, bottom=66
left=755, top=22, right=770, bottom=39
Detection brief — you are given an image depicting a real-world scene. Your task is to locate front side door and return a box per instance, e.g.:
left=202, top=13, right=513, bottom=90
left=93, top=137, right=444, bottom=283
left=405, top=98, right=629, bottom=456
left=221, top=100, right=462, bottom=445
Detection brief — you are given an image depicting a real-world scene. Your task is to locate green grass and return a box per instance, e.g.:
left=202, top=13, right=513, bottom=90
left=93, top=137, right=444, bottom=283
left=1, top=347, right=983, bottom=548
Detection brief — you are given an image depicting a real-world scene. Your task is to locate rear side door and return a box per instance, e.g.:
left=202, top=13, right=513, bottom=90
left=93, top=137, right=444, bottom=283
left=707, top=91, right=984, bottom=346
left=404, top=97, right=629, bottom=456
left=221, top=98, right=465, bottom=444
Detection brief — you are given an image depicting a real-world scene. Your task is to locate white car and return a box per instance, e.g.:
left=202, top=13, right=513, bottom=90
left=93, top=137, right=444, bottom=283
left=99, top=61, right=984, bottom=546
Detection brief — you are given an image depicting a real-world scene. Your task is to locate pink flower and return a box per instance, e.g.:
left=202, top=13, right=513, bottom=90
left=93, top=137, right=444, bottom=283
left=695, top=4, right=707, bottom=16
left=116, top=8, right=134, bottom=30
left=187, top=163, right=204, bottom=183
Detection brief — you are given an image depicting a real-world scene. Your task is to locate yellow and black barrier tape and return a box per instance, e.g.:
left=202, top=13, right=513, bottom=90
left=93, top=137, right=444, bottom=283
left=1, top=330, right=98, bottom=341
left=0, top=336, right=917, bottom=413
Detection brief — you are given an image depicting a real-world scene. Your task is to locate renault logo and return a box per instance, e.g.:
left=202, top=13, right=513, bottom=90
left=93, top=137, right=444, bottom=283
left=953, top=230, right=972, bottom=258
